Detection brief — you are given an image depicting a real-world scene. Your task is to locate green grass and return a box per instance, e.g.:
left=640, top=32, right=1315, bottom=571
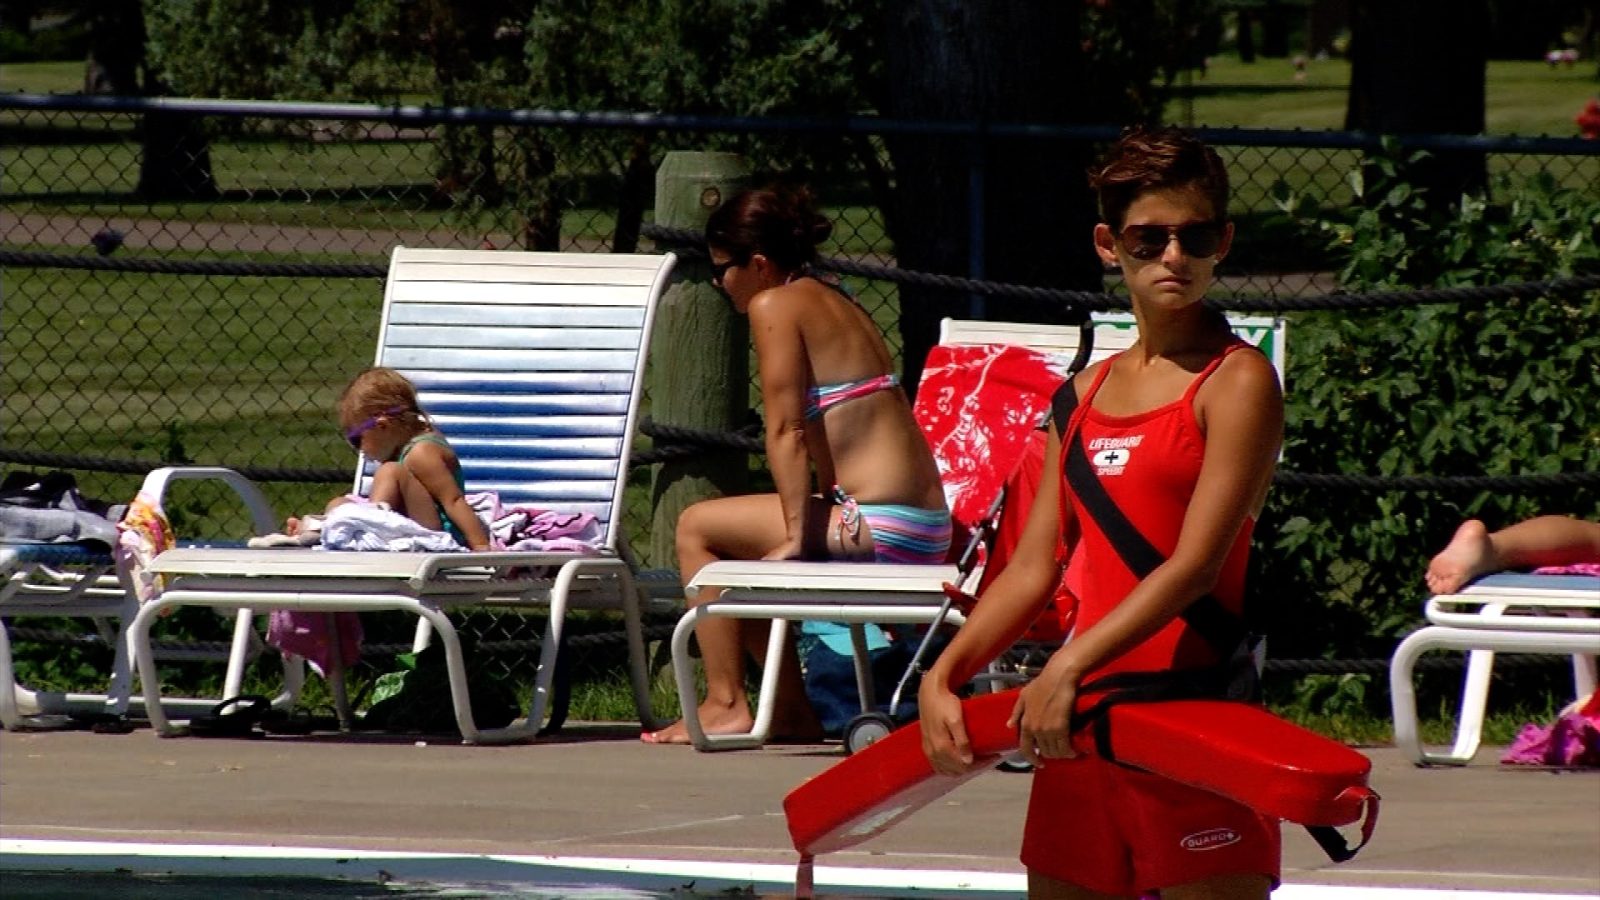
left=9, top=57, right=1595, bottom=137
left=1, top=59, right=82, bottom=94
left=1169, top=56, right=1600, bottom=138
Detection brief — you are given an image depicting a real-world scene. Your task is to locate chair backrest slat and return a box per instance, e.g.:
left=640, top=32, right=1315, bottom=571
left=940, top=313, right=1287, bottom=385
left=358, top=248, right=676, bottom=548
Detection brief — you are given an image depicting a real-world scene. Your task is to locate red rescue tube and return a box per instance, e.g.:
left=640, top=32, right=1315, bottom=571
left=784, top=688, right=1377, bottom=858
left=1106, top=699, right=1373, bottom=827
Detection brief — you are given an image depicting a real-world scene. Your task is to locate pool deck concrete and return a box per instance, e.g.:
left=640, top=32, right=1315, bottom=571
left=1, top=723, right=1597, bottom=896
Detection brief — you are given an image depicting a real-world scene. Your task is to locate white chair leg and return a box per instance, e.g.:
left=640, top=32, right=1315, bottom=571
left=1389, top=627, right=1434, bottom=766
left=849, top=624, right=875, bottom=715
left=222, top=608, right=255, bottom=699
left=103, top=596, right=140, bottom=716
left=129, top=597, right=180, bottom=736
left=1450, top=648, right=1495, bottom=762
left=325, top=614, right=353, bottom=730
left=1571, top=654, right=1597, bottom=705
left=0, top=622, right=20, bottom=729
left=1391, top=624, right=1600, bottom=766
left=411, top=616, right=433, bottom=653
left=669, top=605, right=775, bottom=751
left=414, top=606, right=480, bottom=743
left=616, top=564, right=663, bottom=732
left=746, top=618, right=788, bottom=746
left=526, top=563, right=579, bottom=737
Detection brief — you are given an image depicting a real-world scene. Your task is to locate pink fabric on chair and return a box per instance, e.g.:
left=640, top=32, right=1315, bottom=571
left=1533, top=563, right=1600, bottom=577
left=267, top=610, right=362, bottom=678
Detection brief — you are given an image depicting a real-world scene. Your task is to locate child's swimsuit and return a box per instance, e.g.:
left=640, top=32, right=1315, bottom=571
left=398, top=432, right=468, bottom=544
left=1020, top=341, right=1279, bottom=895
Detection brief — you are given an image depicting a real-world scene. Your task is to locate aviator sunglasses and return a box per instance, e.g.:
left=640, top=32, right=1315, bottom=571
left=1118, top=221, right=1225, bottom=261
left=344, top=405, right=409, bottom=449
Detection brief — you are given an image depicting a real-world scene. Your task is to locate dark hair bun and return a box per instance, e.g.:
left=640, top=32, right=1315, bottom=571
left=806, top=214, right=833, bottom=246
left=706, top=182, right=835, bottom=271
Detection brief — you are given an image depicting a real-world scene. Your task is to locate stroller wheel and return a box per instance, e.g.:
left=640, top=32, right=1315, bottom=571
left=844, top=711, right=897, bottom=755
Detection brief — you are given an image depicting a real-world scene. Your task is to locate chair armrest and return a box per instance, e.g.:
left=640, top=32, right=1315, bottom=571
left=138, top=467, right=279, bottom=535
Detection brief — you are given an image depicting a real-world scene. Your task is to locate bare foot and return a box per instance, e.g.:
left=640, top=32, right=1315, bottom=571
left=1426, top=519, right=1500, bottom=594
left=641, top=701, right=756, bottom=745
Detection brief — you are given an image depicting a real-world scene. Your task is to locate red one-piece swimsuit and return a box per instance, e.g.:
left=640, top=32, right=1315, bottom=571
left=1019, top=341, right=1281, bottom=895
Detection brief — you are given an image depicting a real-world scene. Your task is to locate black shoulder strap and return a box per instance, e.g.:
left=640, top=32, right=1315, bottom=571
left=1061, top=433, right=1246, bottom=657
left=1049, top=379, right=1077, bottom=437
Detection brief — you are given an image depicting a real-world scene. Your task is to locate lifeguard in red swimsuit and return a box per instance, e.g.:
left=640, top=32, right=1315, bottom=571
left=919, top=127, right=1286, bottom=899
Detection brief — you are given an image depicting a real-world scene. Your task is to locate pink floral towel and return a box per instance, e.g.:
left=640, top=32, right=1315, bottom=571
left=1532, top=563, right=1600, bottom=577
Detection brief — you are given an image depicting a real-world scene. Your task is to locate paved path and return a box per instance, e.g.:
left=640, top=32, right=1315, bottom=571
left=3, top=211, right=1335, bottom=299
left=2, top=726, right=1596, bottom=896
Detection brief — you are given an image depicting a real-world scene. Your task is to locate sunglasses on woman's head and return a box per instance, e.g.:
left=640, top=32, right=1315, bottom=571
left=1118, top=221, right=1225, bottom=261
left=344, top=405, right=408, bottom=449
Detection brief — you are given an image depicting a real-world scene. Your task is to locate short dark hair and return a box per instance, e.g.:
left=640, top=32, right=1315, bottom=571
left=1089, top=126, right=1230, bottom=231
left=704, top=185, right=833, bottom=273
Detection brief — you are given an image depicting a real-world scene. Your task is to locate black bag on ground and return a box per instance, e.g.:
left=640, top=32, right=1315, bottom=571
left=362, top=640, right=519, bottom=735
left=800, top=628, right=928, bottom=737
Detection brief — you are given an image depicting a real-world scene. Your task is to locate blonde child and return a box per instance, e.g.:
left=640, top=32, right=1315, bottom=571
left=289, top=367, right=491, bottom=551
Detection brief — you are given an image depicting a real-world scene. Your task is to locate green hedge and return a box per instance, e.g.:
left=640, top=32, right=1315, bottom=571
left=1254, top=151, right=1600, bottom=716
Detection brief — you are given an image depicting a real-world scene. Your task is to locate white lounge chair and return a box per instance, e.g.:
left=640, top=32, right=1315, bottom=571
left=672, top=313, right=1287, bottom=751
left=1, top=488, right=297, bottom=730
left=126, top=247, right=677, bottom=744
left=1389, top=571, right=1600, bottom=766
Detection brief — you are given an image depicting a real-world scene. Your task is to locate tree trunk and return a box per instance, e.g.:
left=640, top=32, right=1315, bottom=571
left=137, top=109, right=218, bottom=200
left=0, top=2, right=36, bottom=34
left=1261, top=2, right=1291, bottom=57
left=879, top=2, right=1102, bottom=396
left=1305, top=0, right=1350, bottom=58
left=1237, top=10, right=1257, bottom=62
left=427, top=1, right=502, bottom=207
left=1346, top=0, right=1487, bottom=202
left=83, top=0, right=141, bottom=95
left=612, top=136, right=655, bottom=254
left=92, top=0, right=218, bottom=201
left=517, top=132, right=562, bottom=251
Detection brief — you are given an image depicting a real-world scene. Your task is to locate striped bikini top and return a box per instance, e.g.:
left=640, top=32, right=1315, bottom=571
left=805, top=373, right=900, bottom=420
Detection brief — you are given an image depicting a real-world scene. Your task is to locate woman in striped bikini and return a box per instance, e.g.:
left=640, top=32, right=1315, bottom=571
left=643, top=185, right=951, bottom=745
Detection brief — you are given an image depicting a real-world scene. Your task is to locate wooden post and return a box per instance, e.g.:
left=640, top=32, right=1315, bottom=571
left=647, top=152, right=752, bottom=568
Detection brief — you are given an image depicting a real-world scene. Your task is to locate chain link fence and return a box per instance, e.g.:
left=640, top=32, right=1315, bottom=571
left=3, top=94, right=1597, bottom=726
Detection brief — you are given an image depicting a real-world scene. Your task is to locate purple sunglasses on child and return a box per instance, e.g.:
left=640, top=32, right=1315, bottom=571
left=344, top=406, right=410, bottom=448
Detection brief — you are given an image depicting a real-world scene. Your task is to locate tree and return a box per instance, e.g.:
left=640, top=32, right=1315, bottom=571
left=879, top=0, right=1213, bottom=391
left=1345, top=0, right=1488, bottom=203
left=519, top=0, right=886, bottom=251
left=75, top=0, right=217, bottom=200
left=878, top=3, right=1103, bottom=391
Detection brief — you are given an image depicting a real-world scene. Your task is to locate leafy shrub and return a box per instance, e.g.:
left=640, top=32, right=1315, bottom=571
left=1255, top=147, right=1599, bottom=712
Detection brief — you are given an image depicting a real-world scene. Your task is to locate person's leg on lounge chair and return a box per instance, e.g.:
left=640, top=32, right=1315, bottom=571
left=1426, top=515, right=1600, bottom=595
left=645, top=493, right=844, bottom=744
left=365, top=461, right=444, bottom=529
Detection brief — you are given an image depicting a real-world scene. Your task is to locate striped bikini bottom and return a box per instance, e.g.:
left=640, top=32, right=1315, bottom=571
left=831, top=486, right=952, bottom=565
